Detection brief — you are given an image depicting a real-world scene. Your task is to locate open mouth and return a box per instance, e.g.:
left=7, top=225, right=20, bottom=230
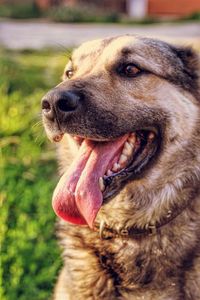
left=52, top=130, right=159, bottom=227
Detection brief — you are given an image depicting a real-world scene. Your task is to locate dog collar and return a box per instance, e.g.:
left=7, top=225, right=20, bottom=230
left=94, top=202, right=190, bottom=240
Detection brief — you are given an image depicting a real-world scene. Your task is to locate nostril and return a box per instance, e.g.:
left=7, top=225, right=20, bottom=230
left=57, top=92, right=80, bottom=112
left=42, top=99, right=51, bottom=112
left=57, top=99, right=72, bottom=112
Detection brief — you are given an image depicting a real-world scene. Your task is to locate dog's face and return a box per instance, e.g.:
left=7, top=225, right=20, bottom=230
left=42, top=36, right=200, bottom=229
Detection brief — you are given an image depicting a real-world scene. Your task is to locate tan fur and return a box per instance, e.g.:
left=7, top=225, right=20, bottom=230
left=42, top=36, right=200, bottom=300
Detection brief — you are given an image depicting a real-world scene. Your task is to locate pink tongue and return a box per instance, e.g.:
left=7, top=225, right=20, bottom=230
left=52, top=135, right=128, bottom=227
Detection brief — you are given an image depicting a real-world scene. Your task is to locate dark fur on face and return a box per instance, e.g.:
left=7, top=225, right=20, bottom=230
left=42, top=35, right=200, bottom=300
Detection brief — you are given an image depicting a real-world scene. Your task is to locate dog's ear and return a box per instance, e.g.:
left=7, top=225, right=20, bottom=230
left=172, top=45, right=200, bottom=97
left=175, top=46, right=199, bottom=78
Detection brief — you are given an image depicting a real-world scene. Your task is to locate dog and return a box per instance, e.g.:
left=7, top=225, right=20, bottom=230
left=42, top=35, right=200, bottom=300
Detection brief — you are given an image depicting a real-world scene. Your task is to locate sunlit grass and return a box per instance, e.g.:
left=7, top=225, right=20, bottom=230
left=0, top=48, right=69, bottom=300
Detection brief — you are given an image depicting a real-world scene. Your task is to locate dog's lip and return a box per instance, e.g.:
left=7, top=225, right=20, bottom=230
left=71, top=126, right=159, bottom=144
left=51, top=126, right=158, bottom=145
left=53, top=133, right=64, bottom=142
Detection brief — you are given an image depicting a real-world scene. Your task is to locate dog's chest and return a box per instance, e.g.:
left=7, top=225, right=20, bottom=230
left=94, top=237, right=182, bottom=299
left=58, top=221, right=200, bottom=300
left=96, top=238, right=162, bottom=286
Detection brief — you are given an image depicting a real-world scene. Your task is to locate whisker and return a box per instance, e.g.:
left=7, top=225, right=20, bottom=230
left=32, top=120, right=43, bottom=129
left=54, top=44, right=72, bottom=59
left=34, top=129, right=46, bottom=146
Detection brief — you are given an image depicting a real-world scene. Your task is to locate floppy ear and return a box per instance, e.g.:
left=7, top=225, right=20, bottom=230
left=172, top=45, right=200, bottom=97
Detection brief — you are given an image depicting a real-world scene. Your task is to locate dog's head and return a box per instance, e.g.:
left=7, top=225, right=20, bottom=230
left=42, top=36, right=200, bottom=229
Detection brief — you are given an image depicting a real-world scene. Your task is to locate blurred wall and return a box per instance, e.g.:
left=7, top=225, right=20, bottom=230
left=148, top=0, right=200, bottom=17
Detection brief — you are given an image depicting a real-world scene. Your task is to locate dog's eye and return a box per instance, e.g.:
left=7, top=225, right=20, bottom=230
left=65, top=69, right=74, bottom=79
left=120, top=64, right=141, bottom=77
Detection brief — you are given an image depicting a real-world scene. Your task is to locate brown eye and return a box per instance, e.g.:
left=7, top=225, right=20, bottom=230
left=66, top=69, right=74, bottom=79
left=123, top=64, right=141, bottom=77
left=118, top=63, right=141, bottom=78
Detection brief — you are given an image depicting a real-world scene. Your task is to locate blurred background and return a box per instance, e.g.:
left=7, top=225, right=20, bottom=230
left=0, top=1, right=200, bottom=300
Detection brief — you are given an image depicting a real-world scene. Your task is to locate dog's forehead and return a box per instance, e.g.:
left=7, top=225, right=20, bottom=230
left=73, top=36, right=140, bottom=62
left=71, top=36, right=177, bottom=72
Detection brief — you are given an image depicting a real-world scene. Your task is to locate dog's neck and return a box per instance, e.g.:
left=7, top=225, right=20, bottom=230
left=94, top=199, right=191, bottom=240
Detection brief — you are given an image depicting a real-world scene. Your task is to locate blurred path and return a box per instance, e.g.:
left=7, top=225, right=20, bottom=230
left=0, top=20, right=199, bottom=50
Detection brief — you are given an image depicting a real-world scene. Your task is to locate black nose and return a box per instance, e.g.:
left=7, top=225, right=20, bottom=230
left=41, top=89, right=82, bottom=120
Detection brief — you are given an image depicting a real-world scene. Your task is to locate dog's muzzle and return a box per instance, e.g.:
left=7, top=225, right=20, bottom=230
left=41, top=88, right=83, bottom=122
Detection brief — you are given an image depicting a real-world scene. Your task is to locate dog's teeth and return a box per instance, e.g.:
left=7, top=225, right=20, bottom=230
left=148, top=132, right=155, bottom=140
left=122, top=142, right=133, bottom=156
left=106, top=169, right=113, bottom=176
left=128, top=134, right=136, bottom=145
left=112, top=163, right=120, bottom=172
left=112, top=163, right=118, bottom=172
left=130, top=133, right=136, bottom=137
left=119, top=154, right=128, bottom=165
left=99, top=177, right=105, bottom=192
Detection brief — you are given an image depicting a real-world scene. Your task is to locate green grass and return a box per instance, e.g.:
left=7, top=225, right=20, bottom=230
left=0, top=3, right=41, bottom=19
left=46, top=5, right=119, bottom=23
left=0, top=48, right=70, bottom=300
